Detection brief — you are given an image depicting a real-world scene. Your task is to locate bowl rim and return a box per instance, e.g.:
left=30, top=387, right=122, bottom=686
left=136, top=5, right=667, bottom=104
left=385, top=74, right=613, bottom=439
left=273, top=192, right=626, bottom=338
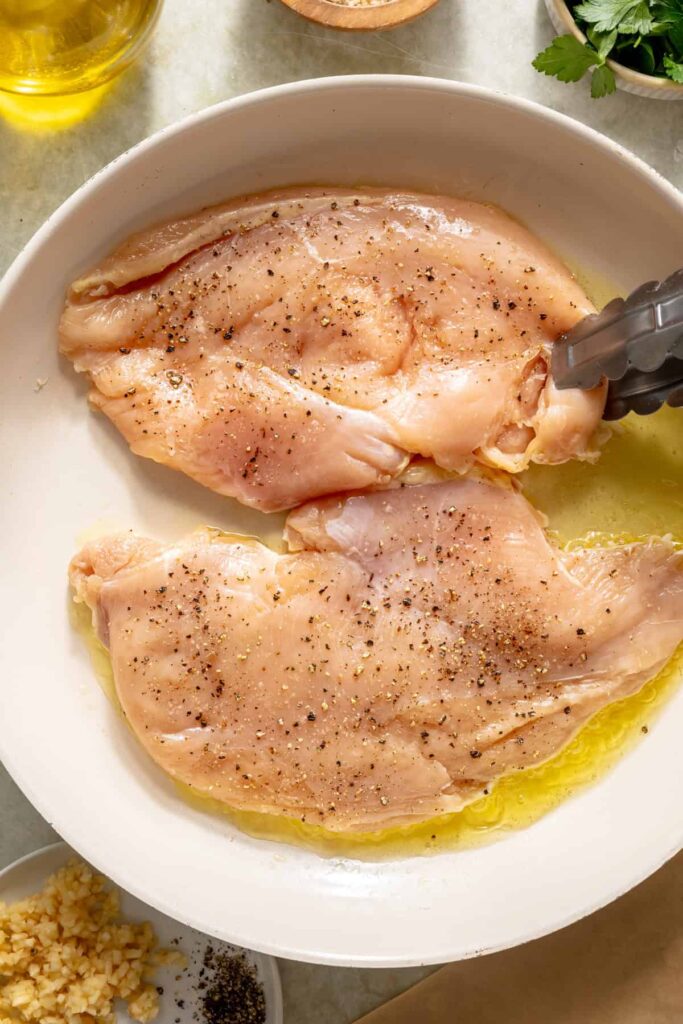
left=2, top=75, right=681, bottom=313
left=545, top=0, right=683, bottom=92
left=1, top=75, right=682, bottom=967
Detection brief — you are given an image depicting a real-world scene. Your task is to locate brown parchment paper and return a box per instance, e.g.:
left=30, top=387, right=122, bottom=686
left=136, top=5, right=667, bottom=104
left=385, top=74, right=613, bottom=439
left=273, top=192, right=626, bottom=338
left=354, top=851, right=683, bottom=1023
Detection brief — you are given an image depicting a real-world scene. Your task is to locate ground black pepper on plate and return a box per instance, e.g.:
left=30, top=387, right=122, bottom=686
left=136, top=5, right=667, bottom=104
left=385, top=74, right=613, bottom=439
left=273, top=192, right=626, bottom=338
left=198, top=946, right=266, bottom=1024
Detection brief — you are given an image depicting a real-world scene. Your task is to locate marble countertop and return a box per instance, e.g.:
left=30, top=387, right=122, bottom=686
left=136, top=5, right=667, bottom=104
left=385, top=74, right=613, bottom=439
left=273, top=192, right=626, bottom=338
left=1, top=1, right=681, bottom=1021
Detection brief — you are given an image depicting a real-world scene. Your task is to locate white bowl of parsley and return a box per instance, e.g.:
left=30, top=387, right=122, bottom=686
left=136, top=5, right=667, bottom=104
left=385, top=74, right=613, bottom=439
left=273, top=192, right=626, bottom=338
left=537, top=0, right=683, bottom=99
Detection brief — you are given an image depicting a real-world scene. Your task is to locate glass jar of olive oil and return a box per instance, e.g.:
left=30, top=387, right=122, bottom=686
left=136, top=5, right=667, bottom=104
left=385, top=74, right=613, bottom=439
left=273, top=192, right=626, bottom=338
left=0, top=0, right=162, bottom=96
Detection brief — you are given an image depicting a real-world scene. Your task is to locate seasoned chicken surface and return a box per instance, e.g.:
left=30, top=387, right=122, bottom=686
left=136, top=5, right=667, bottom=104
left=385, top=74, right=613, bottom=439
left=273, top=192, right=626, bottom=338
left=60, top=188, right=606, bottom=512
left=70, top=479, right=682, bottom=832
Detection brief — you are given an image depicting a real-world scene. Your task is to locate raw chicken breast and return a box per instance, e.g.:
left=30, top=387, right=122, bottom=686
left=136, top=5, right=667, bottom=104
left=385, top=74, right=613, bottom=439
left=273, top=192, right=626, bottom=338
left=70, top=478, right=682, bottom=832
left=60, top=188, right=606, bottom=512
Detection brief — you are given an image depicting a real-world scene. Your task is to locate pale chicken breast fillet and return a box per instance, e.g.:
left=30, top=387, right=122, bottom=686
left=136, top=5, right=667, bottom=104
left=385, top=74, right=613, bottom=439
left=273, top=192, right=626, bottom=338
left=60, top=188, right=606, bottom=512
left=70, top=478, right=682, bottom=832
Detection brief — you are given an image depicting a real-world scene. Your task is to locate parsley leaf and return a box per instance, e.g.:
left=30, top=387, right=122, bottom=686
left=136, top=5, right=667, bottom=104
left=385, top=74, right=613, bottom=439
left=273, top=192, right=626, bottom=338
left=587, top=26, right=619, bottom=56
left=532, top=34, right=600, bottom=81
left=664, top=52, right=683, bottom=77
left=619, top=1, right=655, bottom=31
left=634, top=37, right=657, bottom=72
left=667, top=20, right=683, bottom=56
left=652, top=0, right=683, bottom=20
left=534, top=0, right=683, bottom=96
left=591, top=63, right=618, bottom=93
left=573, top=0, right=649, bottom=32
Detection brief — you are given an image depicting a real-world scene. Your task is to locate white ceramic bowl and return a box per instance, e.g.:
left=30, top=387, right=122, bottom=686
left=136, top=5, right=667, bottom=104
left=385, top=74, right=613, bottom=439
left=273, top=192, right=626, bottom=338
left=0, top=76, right=682, bottom=968
left=544, top=0, right=683, bottom=100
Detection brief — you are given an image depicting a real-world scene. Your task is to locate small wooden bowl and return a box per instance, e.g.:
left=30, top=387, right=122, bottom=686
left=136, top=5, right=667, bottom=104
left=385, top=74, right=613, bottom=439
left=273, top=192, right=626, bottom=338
left=278, top=0, right=441, bottom=31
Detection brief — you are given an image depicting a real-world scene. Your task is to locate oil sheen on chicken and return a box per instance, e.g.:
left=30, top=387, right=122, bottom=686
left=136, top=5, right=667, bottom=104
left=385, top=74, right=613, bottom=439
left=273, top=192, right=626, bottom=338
left=60, top=188, right=607, bottom=512
left=70, top=478, right=682, bottom=832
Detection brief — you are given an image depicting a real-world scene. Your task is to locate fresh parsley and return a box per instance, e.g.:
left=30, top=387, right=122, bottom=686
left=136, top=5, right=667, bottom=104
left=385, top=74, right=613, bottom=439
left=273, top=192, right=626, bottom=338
left=664, top=53, right=683, bottom=78
left=533, top=0, right=683, bottom=96
left=533, top=34, right=601, bottom=80
left=590, top=61, right=619, bottom=93
left=573, top=0, right=652, bottom=33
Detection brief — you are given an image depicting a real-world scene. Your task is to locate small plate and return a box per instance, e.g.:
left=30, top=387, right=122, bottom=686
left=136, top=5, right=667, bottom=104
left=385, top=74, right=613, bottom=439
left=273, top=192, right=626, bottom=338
left=0, top=843, right=283, bottom=1024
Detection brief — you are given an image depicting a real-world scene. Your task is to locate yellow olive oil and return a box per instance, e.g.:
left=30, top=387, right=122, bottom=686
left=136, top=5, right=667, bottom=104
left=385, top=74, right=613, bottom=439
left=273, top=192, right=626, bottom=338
left=174, top=650, right=680, bottom=860
left=0, top=0, right=161, bottom=96
left=70, top=598, right=121, bottom=711
left=523, top=405, right=683, bottom=544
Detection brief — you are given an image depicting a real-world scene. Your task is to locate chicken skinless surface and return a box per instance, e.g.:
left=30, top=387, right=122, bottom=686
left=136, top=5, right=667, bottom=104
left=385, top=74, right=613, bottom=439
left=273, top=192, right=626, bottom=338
left=70, top=478, right=683, bottom=832
left=60, top=188, right=607, bottom=512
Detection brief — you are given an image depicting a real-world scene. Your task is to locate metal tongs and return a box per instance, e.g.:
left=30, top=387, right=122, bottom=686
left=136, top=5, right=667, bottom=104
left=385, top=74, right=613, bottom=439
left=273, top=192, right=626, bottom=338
left=552, top=268, right=683, bottom=420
